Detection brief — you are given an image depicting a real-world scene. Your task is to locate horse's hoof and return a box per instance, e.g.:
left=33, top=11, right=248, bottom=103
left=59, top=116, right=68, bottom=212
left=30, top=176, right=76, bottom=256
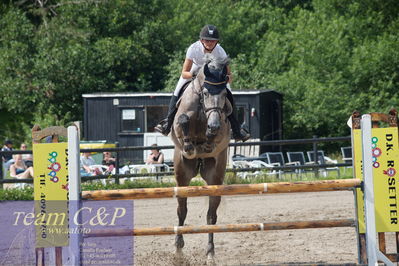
left=203, top=146, right=213, bottom=153
left=206, top=254, right=216, bottom=266
left=175, top=235, right=185, bottom=249
left=174, top=248, right=185, bottom=265
left=183, top=143, right=194, bottom=153
left=175, top=247, right=183, bottom=256
left=200, top=142, right=213, bottom=153
left=206, top=243, right=214, bottom=255
left=206, top=243, right=215, bottom=265
left=183, top=145, right=196, bottom=159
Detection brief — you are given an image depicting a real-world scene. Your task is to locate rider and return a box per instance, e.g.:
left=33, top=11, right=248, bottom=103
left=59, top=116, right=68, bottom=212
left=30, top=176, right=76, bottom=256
left=155, top=25, right=250, bottom=142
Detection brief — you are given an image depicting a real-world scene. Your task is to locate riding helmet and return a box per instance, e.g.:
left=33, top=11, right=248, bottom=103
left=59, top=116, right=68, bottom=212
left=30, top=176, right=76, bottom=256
left=199, top=25, right=220, bottom=40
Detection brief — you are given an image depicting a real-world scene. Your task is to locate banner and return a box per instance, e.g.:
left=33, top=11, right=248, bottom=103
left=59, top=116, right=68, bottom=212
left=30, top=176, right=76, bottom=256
left=33, top=143, right=69, bottom=248
left=355, top=127, right=399, bottom=233
left=372, top=127, right=399, bottom=232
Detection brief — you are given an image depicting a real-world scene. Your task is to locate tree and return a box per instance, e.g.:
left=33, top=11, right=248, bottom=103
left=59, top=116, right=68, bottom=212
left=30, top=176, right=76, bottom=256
left=1, top=0, right=399, bottom=146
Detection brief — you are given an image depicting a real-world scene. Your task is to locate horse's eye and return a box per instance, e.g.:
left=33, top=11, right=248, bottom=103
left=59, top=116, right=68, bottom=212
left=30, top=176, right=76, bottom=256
left=203, top=91, right=209, bottom=97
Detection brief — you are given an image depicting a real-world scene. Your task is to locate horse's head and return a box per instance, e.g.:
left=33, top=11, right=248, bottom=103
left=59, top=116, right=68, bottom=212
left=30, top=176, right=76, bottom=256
left=201, top=55, right=232, bottom=138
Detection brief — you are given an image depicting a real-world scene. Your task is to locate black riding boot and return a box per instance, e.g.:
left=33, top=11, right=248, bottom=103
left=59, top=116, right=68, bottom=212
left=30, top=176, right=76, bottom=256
left=226, top=90, right=251, bottom=142
left=228, top=112, right=250, bottom=142
left=155, top=95, right=179, bottom=136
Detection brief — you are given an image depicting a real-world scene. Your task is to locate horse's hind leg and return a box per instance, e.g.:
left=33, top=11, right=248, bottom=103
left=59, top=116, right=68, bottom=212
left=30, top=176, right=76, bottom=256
left=174, top=154, right=198, bottom=252
left=207, top=195, right=221, bottom=261
left=201, top=155, right=226, bottom=262
left=175, top=196, right=187, bottom=250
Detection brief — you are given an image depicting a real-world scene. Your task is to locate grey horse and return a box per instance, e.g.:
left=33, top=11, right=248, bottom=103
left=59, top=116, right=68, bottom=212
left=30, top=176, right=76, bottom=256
left=170, top=54, right=232, bottom=262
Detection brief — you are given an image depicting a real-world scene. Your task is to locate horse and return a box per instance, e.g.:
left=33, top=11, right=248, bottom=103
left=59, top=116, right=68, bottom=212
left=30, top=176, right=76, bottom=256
left=170, top=54, right=233, bottom=262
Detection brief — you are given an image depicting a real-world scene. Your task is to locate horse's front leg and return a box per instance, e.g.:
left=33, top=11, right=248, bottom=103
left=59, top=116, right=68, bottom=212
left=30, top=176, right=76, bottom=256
left=177, top=114, right=195, bottom=158
left=206, top=195, right=221, bottom=261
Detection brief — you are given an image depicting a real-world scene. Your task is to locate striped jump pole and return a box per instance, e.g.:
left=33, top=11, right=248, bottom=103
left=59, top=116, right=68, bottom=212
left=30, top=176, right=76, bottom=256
left=82, top=178, right=361, bottom=200
left=85, top=219, right=355, bottom=238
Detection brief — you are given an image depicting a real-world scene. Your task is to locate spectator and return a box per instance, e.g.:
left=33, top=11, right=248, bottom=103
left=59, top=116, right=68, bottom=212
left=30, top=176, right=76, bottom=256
left=102, top=151, right=116, bottom=174
left=10, top=154, right=34, bottom=179
left=1, top=139, right=14, bottom=170
left=20, top=143, right=33, bottom=167
left=80, top=151, right=101, bottom=176
left=102, top=151, right=116, bottom=166
left=80, top=151, right=94, bottom=176
left=146, top=144, right=164, bottom=164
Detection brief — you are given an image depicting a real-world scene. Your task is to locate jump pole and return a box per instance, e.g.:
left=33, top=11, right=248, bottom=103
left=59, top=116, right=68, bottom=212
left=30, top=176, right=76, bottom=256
left=84, top=219, right=355, bottom=237
left=81, top=179, right=361, bottom=200
left=361, top=114, right=394, bottom=266
left=65, top=126, right=361, bottom=264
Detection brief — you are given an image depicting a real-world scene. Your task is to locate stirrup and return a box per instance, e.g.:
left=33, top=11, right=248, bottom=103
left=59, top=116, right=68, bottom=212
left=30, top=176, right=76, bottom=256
left=233, top=128, right=250, bottom=142
left=154, top=119, right=170, bottom=136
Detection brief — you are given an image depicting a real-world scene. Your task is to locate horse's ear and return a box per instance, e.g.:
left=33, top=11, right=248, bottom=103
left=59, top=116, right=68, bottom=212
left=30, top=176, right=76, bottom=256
left=222, top=65, right=228, bottom=81
left=204, top=63, right=210, bottom=77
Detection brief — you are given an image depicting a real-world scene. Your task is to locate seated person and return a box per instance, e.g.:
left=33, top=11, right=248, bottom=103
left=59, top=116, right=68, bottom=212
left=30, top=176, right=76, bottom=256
left=102, top=151, right=116, bottom=166
left=102, top=151, right=116, bottom=174
left=2, top=139, right=14, bottom=170
left=10, top=154, right=34, bottom=179
left=145, top=144, right=164, bottom=164
left=80, top=152, right=101, bottom=176
left=20, top=143, right=33, bottom=167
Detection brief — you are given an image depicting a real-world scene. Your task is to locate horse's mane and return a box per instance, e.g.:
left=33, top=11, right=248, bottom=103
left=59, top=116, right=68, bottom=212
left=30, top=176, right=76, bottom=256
left=204, top=54, right=230, bottom=72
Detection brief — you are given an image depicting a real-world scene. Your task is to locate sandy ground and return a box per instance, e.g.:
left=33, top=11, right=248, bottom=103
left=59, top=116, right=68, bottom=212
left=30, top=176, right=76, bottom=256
left=133, top=190, right=360, bottom=265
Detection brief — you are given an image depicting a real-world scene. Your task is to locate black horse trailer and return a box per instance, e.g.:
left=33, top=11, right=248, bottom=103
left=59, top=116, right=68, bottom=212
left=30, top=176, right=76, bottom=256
left=82, top=90, right=282, bottom=163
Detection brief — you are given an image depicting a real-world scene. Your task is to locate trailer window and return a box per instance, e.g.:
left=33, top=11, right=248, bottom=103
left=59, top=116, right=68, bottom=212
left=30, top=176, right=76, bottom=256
left=121, top=108, right=144, bottom=133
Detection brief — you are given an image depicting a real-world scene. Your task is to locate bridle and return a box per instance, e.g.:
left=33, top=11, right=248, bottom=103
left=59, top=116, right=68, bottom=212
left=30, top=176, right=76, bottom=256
left=199, top=88, right=226, bottom=121
left=191, top=64, right=228, bottom=121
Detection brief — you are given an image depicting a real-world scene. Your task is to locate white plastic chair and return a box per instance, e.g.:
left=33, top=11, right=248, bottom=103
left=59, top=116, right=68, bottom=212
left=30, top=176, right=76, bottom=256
left=306, top=151, right=340, bottom=177
left=232, top=160, right=279, bottom=179
left=341, top=146, right=353, bottom=173
left=248, top=160, right=281, bottom=179
left=265, top=152, right=298, bottom=179
left=232, top=160, right=252, bottom=179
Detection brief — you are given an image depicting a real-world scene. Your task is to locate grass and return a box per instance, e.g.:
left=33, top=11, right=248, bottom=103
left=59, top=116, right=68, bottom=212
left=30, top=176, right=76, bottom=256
left=0, top=167, right=354, bottom=201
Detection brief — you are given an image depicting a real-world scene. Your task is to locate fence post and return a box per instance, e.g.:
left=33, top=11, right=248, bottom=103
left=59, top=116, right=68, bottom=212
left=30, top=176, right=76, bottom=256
left=115, top=142, right=120, bottom=184
left=312, top=135, right=319, bottom=178
left=0, top=152, right=3, bottom=189
left=68, top=126, right=82, bottom=266
left=361, top=114, right=395, bottom=265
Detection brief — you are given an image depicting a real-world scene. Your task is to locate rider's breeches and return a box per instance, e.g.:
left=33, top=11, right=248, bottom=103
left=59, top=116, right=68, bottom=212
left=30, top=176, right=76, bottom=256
left=173, top=76, right=191, bottom=96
